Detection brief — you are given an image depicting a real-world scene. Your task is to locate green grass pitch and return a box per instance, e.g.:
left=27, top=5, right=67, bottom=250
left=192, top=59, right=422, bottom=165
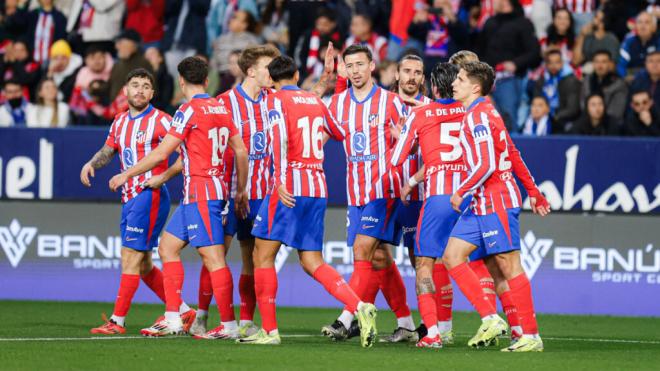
left=1, top=300, right=659, bottom=370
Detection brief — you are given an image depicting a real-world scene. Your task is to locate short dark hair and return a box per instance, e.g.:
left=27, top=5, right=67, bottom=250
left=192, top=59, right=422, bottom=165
left=125, top=68, right=155, bottom=86
left=177, top=56, right=208, bottom=85
left=430, top=63, right=459, bottom=99
left=544, top=49, right=563, bottom=60
left=268, top=56, right=297, bottom=82
left=631, top=89, right=651, bottom=98
left=238, top=45, right=280, bottom=75
left=398, top=54, right=424, bottom=70
left=531, top=95, right=550, bottom=106
left=342, top=44, right=372, bottom=62
left=462, top=61, right=495, bottom=96
left=316, top=7, right=337, bottom=22
left=237, top=10, right=258, bottom=33
left=646, top=50, right=660, bottom=59
left=3, top=78, right=22, bottom=89
left=592, top=49, right=612, bottom=61
left=84, top=44, right=106, bottom=57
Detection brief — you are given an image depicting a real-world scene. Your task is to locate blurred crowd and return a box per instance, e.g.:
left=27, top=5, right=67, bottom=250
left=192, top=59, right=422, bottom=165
left=0, top=0, right=658, bottom=137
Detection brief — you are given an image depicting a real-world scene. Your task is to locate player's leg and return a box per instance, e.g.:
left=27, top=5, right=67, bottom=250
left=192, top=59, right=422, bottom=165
left=415, top=256, right=443, bottom=348
left=237, top=238, right=258, bottom=336
left=484, top=256, right=522, bottom=342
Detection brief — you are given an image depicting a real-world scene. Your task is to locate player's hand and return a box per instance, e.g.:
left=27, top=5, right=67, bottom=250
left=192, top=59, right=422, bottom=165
left=235, top=190, right=249, bottom=220
left=337, top=55, right=346, bottom=79
left=400, top=96, right=423, bottom=107
left=109, top=173, right=128, bottom=192
left=400, top=184, right=412, bottom=206
left=142, top=174, right=166, bottom=189
left=528, top=188, right=551, bottom=217
left=277, top=185, right=296, bottom=208
left=450, top=192, right=463, bottom=212
left=391, top=117, right=405, bottom=140
left=80, top=162, right=95, bottom=187
left=322, top=41, right=335, bottom=78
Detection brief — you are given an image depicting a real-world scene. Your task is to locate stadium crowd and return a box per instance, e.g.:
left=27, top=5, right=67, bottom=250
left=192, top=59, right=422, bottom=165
left=0, top=0, right=659, bottom=136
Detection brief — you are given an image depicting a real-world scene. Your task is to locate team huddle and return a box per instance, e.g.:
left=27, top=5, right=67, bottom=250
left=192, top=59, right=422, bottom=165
left=79, top=43, right=550, bottom=352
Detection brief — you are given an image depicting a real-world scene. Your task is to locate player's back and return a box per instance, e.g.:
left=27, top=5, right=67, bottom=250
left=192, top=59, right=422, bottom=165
left=269, top=86, right=331, bottom=198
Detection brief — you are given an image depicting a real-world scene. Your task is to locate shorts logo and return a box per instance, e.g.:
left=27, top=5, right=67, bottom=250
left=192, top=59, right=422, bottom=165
left=482, top=230, right=498, bottom=238
left=352, top=132, right=367, bottom=153
left=402, top=226, right=416, bottom=234
left=123, top=148, right=134, bottom=167
left=362, top=225, right=375, bottom=229
left=253, top=131, right=266, bottom=152
left=125, top=237, right=138, bottom=242
left=126, top=226, right=144, bottom=234
left=187, top=224, right=198, bottom=230
left=360, top=216, right=379, bottom=223
left=0, top=219, right=37, bottom=268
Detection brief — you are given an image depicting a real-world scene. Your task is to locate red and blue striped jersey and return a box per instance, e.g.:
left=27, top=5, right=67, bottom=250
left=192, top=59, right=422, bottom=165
left=105, top=105, right=171, bottom=203
left=400, top=93, right=432, bottom=201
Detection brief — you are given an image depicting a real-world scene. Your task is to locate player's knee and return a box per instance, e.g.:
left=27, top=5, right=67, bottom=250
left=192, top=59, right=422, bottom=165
left=495, top=252, right=523, bottom=279
left=371, top=249, right=389, bottom=270
left=353, top=237, right=376, bottom=261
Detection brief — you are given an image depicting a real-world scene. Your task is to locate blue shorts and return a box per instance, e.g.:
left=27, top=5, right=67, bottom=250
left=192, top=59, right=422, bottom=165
left=120, top=187, right=170, bottom=251
left=415, top=195, right=470, bottom=258
left=222, top=199, right=237, bottom=237
left=251, top=195, right=326, bottom=251
left=347, top=199, right=402, bottom=247
left=451, top=207, right=521, bottom=260
left=398, top=201, right=422, bottom=251
left=223, top=199, right=263, bottom=241
left=165, top=200, right=227, bottom=248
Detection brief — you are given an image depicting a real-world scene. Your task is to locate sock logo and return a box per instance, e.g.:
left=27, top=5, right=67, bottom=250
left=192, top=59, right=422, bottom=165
left=519, top=231, right=553, bottom=280
left=0, top=219, right=37, bottom=268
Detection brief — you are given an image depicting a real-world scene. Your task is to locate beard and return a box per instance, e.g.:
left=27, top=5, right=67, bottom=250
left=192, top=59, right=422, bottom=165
left=128, top=96, right=149, bottom=111
left=400, top=80, right=420, bottom=95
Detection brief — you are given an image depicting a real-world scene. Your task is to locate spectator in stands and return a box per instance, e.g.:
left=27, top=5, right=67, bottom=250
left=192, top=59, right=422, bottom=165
left=478, top=0, right=540, bottom=130
left=295, top=7, right=343, bottom=81
left=73, top=45, right=113, bottom=91
left=0, top=39, right=41, bottom=100
left=354, top=0, right=391, bottom=37
left=144, top=46, right=173, bottom=112
left=65, top=0, right=126, bottom=53
left=617, top=11, right=660, bottom=79
left=261, top=0, right=289, bottom=52
left=631, top=51, right=660, bottom=112
left=46, top=40, right=82, bottom=102
left=625, top=89, right=660, bottom=136
left=211, top=9, right=261, bottom=77
left=345, top=13, right=388, bottom=65
left=24, top=0, right=66, bottom=66
left=162, top=0, right=211, bottom=79
left=407, top=0, right=468, bottom=72
left=29, top=77, right=69, bottom=127
left=571, top=93, right=619, bottom=135
left=377, top=59, right=397, bottom=90
left=539, top=7, right=575, bottom=63
left=533, top=49, right=581, bottom=132
left=1, top=1, right=27, bottom=41
left=206, top=0, right=258, bottom=54
left=108, top=29, right=152, bottom=100
left=70, top=78, right=111, bottom=125
left=581, top=50, right=628, bottom=123
left=523, top=95, right=556, bottom=136
left=553, top=0, right=595, bottom=33
left=124, top=0, right=166, bottom=49
left=0, top=78, right=36, bottom=126
left=217, top=49, right=243, bottom=93
left=572, top=9, right=619, bottom=68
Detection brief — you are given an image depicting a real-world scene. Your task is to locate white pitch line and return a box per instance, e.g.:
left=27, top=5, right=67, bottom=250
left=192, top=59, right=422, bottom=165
left=0, top=335, right=658, bottom=345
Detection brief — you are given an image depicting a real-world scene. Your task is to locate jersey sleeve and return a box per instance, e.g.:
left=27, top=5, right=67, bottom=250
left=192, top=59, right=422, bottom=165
left=456, top=111, right=497, bottom=198
left=267, top=97, right=288, bottom=190
left=156, top=113, right=172, bottom=139
left=390, top=110, right=419, bottom=167
left=319, top=97, right=345, bottom=140
left=167, top=105, right=195, bottom=140
left=104, top=116, right=119, bottom=149
left=390, top=95, right=406, bottom=125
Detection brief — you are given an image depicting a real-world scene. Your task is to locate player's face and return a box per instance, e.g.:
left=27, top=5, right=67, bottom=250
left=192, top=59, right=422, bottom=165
left=344, top=52, right=374, bottom=89
left=251, top=56, right=274, bottom=88
left=125, top=76, right=154, bottom=111
left=452, top=69, right=474, bottom=102
left=396, top=59, right=424, bottom=96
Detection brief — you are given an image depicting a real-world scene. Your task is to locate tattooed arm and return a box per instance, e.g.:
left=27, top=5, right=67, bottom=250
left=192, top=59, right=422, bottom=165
left=80, top=145, right=117, bottom=187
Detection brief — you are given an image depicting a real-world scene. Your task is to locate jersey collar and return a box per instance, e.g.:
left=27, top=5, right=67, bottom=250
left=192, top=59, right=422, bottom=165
left=128, top=104, right=153, bottom=120
left=237, top=83, right=263, bottom=103
left=192, top=93, right=210, bottom=99
left=280, top=85, right=301, bottom=91
left=349, top=83, right=377, bottom=104
left=416, top=93, right=426, bottom=101
left=435, top=98, right=456, bottom=105
left=467, top=96, right=486, bottom=111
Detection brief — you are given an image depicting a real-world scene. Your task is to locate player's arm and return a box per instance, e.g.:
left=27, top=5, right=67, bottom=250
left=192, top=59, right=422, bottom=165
left=506, top=135, right=550, bottom=216
left=390, top=112, right=418, bottom=168
left=143, top=153, right=183, bottom=189
left=229, top=134, right=249, bottom=218
left=109, top=134, right=182, bottom=191
left=320, top=97, right=345, bottom=144
left=80, top=144, right=117, bottom=187
left=310, top=41, right=336, bottom=98
left=400, top=165, right=425, bottom=205
left=451, top=123, right=496, bottom=211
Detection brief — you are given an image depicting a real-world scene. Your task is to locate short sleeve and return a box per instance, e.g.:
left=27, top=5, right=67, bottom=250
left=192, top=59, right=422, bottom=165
left=168, top=105, right=195, bottom=140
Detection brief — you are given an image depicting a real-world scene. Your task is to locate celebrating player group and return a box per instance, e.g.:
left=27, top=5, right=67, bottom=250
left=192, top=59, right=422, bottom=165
left=80, top=42, right=550, bottom=352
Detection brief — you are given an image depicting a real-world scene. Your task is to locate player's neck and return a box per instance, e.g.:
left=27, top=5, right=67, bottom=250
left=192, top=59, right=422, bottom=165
left=274, top=79, right=297, bottom=90
left=128, top=104, right=150, bottom=118
left=461, top=94, right=481, bottom=109
left=182, top=86, right=207, bottom=101
left=241, top=78, right=262, bottom=100
left=351, top=80, right=375, bottom=101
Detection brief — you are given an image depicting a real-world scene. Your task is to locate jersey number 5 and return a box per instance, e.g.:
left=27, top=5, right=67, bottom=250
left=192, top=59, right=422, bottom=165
left=297, top=116, right=324, bottom=159
left=208, top=127, right=230, bottom=166
left=440, top=122, right=462, bottom=161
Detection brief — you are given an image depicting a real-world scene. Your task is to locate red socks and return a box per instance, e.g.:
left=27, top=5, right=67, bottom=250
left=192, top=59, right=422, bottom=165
left=469, top=260, right=497, bottom=309
left=347, top=260, right=373, bottom=301
left=417, top=293, right=438, bottom=334
left=198, top=265, right=213, bottom=311
left=239, top=274, right=256, bottom=321
left=209, top=267, right=235, bottom=322
left=508, top=273, right=538, bottom=334
left=313, top=264, right=361, bottom=313
left=499, top=290, right=520, bottom=329
left=141, top=266, right=166, bottom=302
left=255, top=267, right=278, bottom=332
left=113, top=274, right=140, bottom=317
left=432, top=264, right=453, bottom=322
left=448, top=262, right=496, bottom=318
left=379, top=263, right=411, bottom=318
left=163, top=261, right=184, bottom=312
